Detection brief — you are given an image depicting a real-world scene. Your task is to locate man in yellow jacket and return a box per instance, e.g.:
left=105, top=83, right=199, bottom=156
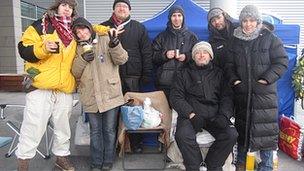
left=17, top=1, right=78, bottom=171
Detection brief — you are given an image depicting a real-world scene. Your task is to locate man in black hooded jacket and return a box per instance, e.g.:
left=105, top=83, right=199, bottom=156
left=152, top=5, right=198, bottom=100
left=170, top=41, right=238, bottom=171
left=207, top=8, right=238, bottom=68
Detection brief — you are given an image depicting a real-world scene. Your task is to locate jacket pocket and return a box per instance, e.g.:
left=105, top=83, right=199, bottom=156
left=107, top=78, right=121, bottom=99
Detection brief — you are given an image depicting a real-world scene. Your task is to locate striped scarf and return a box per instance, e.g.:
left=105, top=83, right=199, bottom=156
left=48, top=15, right=73, bottom=47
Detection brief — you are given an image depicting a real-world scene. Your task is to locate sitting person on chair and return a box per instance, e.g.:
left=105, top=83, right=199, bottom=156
left=71, top=17, right=128, bottom=171
left=170, top=41, right=238, bottom=171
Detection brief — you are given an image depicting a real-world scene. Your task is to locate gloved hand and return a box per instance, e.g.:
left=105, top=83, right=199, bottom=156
left=22, top=75, right=33, bottom=90
left=81, top=50, right=95, bottom=62
left=108, top=30, right=120, bottom=48
left=190, top=115, right=204, bottom=133
left=212, top=115, right=229, bottom=129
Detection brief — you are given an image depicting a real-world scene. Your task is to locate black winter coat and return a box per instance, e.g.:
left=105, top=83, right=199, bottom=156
left=170, top=61, right=234, bottom=121
left=152, top=23, right=198, bottom=98
left=101, top=17, right=153, bottom=84
left=226, top=28, right=288, bottom=151
left=208, top=19, right=238, bottom=68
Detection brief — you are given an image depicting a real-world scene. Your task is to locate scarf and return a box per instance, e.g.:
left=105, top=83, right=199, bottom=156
left=111, top=13, right=124, bottom=26
left=233, top=24, right=262, bottom=41
left=111, top=13, right=131, bottom=28
left=44, top=14, right=73, bottom=47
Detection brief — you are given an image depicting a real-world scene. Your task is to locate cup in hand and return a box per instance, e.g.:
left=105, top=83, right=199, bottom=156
left=50, top=41, right=59, bottom=54
left=175, top=49, right=180, bottom=58
left=82, top=44, right=93, bottom=53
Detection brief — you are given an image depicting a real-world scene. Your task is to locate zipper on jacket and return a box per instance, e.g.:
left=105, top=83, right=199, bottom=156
left=244, top=46, right=253, bottom=150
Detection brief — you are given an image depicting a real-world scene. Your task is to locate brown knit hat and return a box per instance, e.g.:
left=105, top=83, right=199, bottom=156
left=48, top=0, right=78, bottom=17
left=113, top=0, right=131, bottom=10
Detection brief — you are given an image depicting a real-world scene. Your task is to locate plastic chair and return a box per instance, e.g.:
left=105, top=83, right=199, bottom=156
left=0, top=104, right=54, bottom=159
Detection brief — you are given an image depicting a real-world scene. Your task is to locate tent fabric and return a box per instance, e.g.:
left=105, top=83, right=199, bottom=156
left=142, top=0, right=300, bottom=45
left=142, top=0, right=300, bottom=116
left=277, top=46, right=297, bottom=117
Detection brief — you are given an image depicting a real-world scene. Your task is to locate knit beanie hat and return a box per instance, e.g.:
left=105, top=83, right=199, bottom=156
left=239, top=5, right=262, bottom=24
left=113, top=0, right=131, bottom=10
left=48, top=0, right=78, bottom=17
left=168, top=5, right=185, bottom=20
left=192, top=41, right=214, bottom=60
left=207, top=8, right=224, bottom=23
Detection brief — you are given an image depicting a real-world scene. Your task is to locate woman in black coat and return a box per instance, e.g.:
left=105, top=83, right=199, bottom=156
left=225, top=5, right=288, bottom=171
left=152, top=5, right=198, bottom=99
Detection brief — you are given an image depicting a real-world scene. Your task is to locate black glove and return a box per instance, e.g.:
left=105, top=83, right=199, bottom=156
left=81, top=50, right=95, bottom=62
left=108, top=30, right=120, bottom=48
left=212, top=115, right=229, bottom=129
left=190, top=115, right=204, bottom=133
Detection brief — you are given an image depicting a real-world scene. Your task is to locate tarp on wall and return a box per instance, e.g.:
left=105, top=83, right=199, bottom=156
left=142, top=0, right=300, bottom=44
left=142, top=0, right=300, bottom=116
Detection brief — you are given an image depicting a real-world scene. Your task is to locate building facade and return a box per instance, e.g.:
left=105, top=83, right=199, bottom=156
left=0, top=0, right=303, bottom=74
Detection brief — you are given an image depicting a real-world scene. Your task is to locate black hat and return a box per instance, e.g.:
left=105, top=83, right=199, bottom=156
left=168, top=5, right=184, bottom=19
left=113, top=0, right=131, bottom=10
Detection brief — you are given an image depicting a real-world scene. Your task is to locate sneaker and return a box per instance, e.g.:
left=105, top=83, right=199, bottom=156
left=17, top=159, right=30, bottom=171
left=55, top=156, right=75, bottom=171
left=102, top=163, right=113, bottom=170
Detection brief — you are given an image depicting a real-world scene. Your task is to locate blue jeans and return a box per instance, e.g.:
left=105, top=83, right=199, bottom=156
left=237, top=146, right=273, bottom=171
left=86, top=107, right=119, bottom=169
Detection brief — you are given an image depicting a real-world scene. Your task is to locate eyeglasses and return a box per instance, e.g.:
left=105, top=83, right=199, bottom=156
left=115, top=3, right=129, bottom=9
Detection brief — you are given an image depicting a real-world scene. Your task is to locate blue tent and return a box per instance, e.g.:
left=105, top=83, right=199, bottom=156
left=142, top=0, right=300, bottom=117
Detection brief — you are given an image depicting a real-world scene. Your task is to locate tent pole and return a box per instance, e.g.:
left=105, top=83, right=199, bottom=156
left=209, top=0, right=237, bottom=18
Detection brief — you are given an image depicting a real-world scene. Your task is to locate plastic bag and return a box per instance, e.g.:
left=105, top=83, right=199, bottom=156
left=141, top=97, right=162, bottom=128
left=121, top=105, right=144, bottom=130
left=74, top=115, right=90, bottom=145
left=278, top=115, right=304, bottom=160
left=170, top=109, right=178, bottom=142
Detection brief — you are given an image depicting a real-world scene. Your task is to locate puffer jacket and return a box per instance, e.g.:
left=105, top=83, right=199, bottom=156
left=226, top=26, right=288, bottom=151
left=72, top=18, right=128, bottom=113
left=18, top=17, right=77, bottom=93
left=152, top=22, right=198, bottom=98
left=170, top=60, right=233, bottom=123
left=208, top=15, right=238, bottom=68
left=101, top=17, right=153, bottom=84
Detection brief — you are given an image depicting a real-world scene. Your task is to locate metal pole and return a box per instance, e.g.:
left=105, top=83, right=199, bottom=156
left=210, top=0, right=238, bottom=18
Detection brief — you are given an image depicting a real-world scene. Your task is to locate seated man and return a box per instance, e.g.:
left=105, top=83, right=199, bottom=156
left=170, top=41, right=238, bottom=171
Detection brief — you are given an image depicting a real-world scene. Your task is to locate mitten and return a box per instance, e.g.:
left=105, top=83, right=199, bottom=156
left=81, top=50, right=95, bottom=62
left=190, top=115, right=204, bottom=133
left=108, top=30, right=120, bottom=48
left=212, top=115, right=229, bottom=129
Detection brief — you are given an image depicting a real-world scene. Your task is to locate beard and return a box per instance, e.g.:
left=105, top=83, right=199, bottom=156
left=194, top=58, right=211, bottom=67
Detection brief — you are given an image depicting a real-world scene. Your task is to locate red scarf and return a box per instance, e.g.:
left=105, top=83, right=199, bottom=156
left=46, top=15, right=73, bottom=47
left=111, top=13, right=124, bottom=26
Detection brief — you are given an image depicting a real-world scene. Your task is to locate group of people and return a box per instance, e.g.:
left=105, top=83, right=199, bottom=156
left=16, top=0, right=288, bottom=171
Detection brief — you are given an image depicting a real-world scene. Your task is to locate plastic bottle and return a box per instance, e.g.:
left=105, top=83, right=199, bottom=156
left=246, top=151, right=255, bottom=171
left=273, top=150, right=279, bottom=171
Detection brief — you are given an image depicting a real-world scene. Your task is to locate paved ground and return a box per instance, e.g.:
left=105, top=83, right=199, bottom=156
left=0, top=92, right=304, bottom=171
